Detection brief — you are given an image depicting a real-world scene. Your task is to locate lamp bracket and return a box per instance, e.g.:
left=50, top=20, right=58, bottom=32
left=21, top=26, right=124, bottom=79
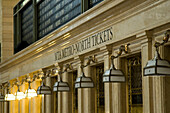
left=111, top=44, right=130, bottom=59
left=63, top=64, right=73, bottom=72
left=154, top=30, right=170, bottom=50
left=80, top=55, right=96, bottom=73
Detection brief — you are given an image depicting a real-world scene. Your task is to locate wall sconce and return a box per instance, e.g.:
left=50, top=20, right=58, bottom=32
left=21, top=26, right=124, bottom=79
left=14, top=80, right=25, bottom=100
left=75, top=56, right=95, bottom=88
left=25, top=76, right=37, bottom=98
left=103, top=44, right=130, bottom=82
left=37, top=71, right=52, bottom=95
left=5, top=93, right=15, bottom=101
left=0, top=85, right=5, bottom=102
left=4, top=82, right=15, bottom=101
left=53, top=64, right=72, bottom=92
left=144, top=30, right=170, bottom=76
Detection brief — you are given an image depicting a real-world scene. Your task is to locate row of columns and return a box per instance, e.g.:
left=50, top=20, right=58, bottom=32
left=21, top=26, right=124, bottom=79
left=1, top=32, right=170, bottom=113
left=55, top=32, right=170, bottom=113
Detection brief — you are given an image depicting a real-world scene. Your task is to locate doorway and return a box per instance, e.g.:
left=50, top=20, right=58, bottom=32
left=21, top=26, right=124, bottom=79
left=96, top=64, right=105, bottom=113
left=127, top=55, right=143, bottom=113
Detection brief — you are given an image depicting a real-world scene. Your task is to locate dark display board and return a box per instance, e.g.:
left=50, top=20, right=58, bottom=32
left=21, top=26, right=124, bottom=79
left=38, top=0, right=81, bottom=38
left=21, top=3, right=34, bottom=45
left=90, top=0, right=103, bottom=7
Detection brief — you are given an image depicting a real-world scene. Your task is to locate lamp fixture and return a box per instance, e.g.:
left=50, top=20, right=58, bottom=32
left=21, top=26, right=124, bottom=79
left=0, top=93, right=5, bottom=102
left=103, top=44, right=130, bottom=82
left=0, top=85, right=5, bottom=102
left=144, top=30, right=170, bottom=76
left=37, top=71, right=52, bottom=95
left=53, top=64, right=72, bottom=92
left=4, top=82, right=15, bottom=101
left=5, top=94, right=15, bottom=101
left=75, top=56, right=95, bottom=88
left=25, top=76, right=37, bottom=98
left=15, top=80, right=25, bottom=100
left=15, top=90, right=25, bottom=100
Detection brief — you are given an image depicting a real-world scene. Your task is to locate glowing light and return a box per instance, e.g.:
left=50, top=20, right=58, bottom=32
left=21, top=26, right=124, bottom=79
left=15, top=91, right=25, bottom=100
left=5, top=94, right=15, bottom=101
left=25, top=89, right=37, bottom=98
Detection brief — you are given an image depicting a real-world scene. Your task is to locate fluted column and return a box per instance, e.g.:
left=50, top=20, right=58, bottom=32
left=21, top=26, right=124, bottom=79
left=4, top=87, right=9, bottom=113
left=104, top=52, right=113, bottom=113
left=45, top=77, right=52, bottom=113
left=20, top=82, right=28, bottom=113
left=111, top=56, right=126, bottom=113
left=58, top=92, right=62, bottom=113
left=83, top=58, right=95, bottom=113
left=62, top=70, right=73, bottom=113
left=31, top=80, right=41, bottom=113
left=140, top=31, right=154, bottom=113
left=77, top=62, right=84, bottom=113
left=10, top=85, right=18, bottom=113
left=151, top=36, right=170, bottom=113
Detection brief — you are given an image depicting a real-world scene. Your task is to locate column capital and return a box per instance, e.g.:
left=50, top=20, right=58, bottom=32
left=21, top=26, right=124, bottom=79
left=136, top=30, right=153, bottom=39
left=100, top=45, right=113, bottom=56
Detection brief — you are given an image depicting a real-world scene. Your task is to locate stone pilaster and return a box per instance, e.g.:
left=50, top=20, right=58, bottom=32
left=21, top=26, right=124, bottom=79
left=77, top=61, right=84, bottom=113
left=140, top=31, right=154, bottom=113
left=151, top=35, right=170, bottom=113
left=45, top=77, right=52, bottom=113
left=83, top=58, right=95, bottom=113
left=62, top=70, right=73, bottom=113
left=31, top=80, right=41, bottom=113
left=0, top=0, right=18, bottom=62
left=20, top=82, right=28, bottom=113
left=4, top=87, right=9, bottom=113
left=111, top=56, right=126, bottom=113
left=102, top=47, right=113, bottom=113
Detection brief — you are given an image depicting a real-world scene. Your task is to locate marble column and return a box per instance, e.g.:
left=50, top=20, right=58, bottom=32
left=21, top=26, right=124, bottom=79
left=103, top=52, right=113, bottom=113
left=31, top=80, right=41, bottom=113
left=62, top=71, right=73, bottom=113
left=151, top=37, right=170, bottom=113
left=140, top=32, right=154, bottom=113
left=111, top=57, right=126, bottom=113
left=4, top=87, right=8, bottom=113
left=58, top=92, right=62, bottom=113
left=45, top=77, right=52, bottom=113
left=83, top=59, right=95, bottom=113
left=77, top=63, right=84, bottom=113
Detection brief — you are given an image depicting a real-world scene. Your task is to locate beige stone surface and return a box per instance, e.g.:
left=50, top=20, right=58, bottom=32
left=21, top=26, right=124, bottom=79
left=0, top=0, right=170, bottom=113
left=0, top=0, right=18, bottom=61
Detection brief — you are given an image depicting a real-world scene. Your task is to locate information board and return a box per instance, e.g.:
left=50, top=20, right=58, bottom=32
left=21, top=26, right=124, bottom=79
left=38, top=0, right=81, bottom=38
left=21, top=3, right=34, bottom=44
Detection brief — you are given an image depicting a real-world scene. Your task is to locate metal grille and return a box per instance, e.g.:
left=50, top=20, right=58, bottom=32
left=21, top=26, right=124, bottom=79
left=96, top=65, right=105, bottom=113
left=127, top=55, right=143, bottom=113
left=73, top=71, right=78, bottom=113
